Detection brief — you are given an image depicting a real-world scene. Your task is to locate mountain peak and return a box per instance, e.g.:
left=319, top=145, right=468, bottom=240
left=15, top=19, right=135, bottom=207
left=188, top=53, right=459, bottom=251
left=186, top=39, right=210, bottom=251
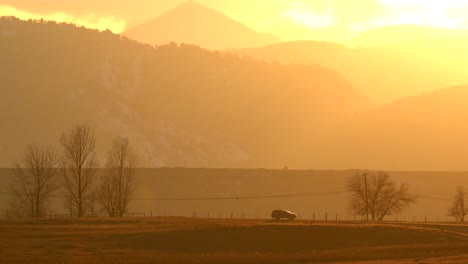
left=122, top=1, right=281, bottom=50
left=169, top=0, right=205, bottom=12
left=163, top=0, right=230, bottom=20
left=178, top=0, right=203, bottom=8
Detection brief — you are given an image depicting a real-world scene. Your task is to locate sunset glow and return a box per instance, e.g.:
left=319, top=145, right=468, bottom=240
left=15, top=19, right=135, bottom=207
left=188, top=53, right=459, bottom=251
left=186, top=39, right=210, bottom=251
left=4, top=0, right=468, bottom=263
left=2, top=1, right=468, bottom=41
left=376, top=0, right=466, bottom=29
left=282, top=2, right=337, bottom=29
left=0, top=5, right=126, bottom=33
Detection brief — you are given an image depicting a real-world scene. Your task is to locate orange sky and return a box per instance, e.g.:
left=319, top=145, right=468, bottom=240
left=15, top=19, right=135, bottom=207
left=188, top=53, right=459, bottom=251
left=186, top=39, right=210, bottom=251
left=2, top=0, right=468, bottom=42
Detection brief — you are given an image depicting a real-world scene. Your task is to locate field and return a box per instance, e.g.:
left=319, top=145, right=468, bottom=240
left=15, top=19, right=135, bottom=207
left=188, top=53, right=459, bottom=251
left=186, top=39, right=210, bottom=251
left=2, top=217, right=468, bottom=264
left=2, top=168, right=468, bottom=221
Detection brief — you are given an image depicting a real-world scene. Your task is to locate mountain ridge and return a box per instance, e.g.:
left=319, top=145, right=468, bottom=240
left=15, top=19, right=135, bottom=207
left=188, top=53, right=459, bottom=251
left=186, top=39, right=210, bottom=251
left=122, top=1, right=281, bottom=50
left=0, top=16, right=366, bottom=168
left=234, top=39, right=468, bottom=104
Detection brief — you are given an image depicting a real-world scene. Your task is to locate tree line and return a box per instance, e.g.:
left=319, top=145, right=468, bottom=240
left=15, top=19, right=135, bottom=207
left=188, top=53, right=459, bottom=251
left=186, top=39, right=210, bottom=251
left=346, top=171, right=468, bottom=223
left=5, top=124, right=137, bottom=218
left=4, top=127, right=468, bottom=222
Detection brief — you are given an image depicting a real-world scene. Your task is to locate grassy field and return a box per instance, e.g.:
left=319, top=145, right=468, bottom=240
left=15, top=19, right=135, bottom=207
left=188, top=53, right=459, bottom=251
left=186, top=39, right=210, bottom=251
left=2, top=168, right=467, bottom=221
left=2, top=217, right=468, bottom=263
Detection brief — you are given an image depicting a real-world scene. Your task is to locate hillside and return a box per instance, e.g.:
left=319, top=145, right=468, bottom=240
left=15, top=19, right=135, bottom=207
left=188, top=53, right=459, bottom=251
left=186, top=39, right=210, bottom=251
left=334, top=85, right=468, bottom=170
left=122, top=1, right=281, bottom=50
left=0, top=17, right=368, bottom=168
left=234, top=40, right=468, bottom=104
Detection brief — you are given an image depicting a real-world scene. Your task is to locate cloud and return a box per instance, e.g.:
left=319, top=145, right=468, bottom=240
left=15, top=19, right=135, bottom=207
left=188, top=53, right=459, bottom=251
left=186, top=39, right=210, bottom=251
left=378, top=0, right=468, bottom=8
left=0, top=5, right=127, bottom=33
left=0, top=0, right=183, bottom=28
left=282, top=2, right=337, bottom=29
left=3, top=0, right=468, bottom=42
left=260, top=0, right=387, bottom=40
left=375, top=0, right=468, bottom=29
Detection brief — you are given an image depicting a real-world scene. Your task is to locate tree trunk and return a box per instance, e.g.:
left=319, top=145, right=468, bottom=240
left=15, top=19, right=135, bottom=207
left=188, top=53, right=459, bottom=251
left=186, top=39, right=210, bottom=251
left=35, top=193, right=40, bottom=218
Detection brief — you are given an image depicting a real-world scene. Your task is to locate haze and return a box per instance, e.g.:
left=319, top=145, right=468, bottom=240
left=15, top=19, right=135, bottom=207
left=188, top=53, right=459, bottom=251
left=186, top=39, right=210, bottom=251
left=4, top=1, right=468, bottom=264
left=4, top=0, right=468, bottom=42
left=1, top=0, right=468, bottom=170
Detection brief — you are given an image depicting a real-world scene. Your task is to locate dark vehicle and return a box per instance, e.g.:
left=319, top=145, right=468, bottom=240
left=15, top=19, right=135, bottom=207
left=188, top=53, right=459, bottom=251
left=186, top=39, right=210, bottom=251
left=271, top=209, right=297, bottom=220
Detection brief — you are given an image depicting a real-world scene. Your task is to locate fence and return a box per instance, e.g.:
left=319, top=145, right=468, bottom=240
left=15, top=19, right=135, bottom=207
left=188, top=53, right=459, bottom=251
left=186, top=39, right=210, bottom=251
left=40, top=210, right=462, bottom=225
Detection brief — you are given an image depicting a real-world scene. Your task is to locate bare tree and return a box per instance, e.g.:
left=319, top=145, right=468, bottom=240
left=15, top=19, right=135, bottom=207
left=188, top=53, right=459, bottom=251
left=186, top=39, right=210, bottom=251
left=448, top=186, right=468, bottom=222
left=3, top=198, right=26, bottom=219
left=97, top=137, right=137, bottom=217
left=97, top=173, right=118, bottom=217
left=347, top=171, right=416, bottom=221
left=8, top=143, right=59, bottom=218
left=60, top=125, right=98, bottom=217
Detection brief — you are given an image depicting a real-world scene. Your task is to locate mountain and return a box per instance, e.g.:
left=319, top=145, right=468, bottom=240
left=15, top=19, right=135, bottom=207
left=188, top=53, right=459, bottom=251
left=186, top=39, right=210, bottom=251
left=122, top=1, right=281, bottom=50
left=0, top=16, right=368, bottom=168
left=332, top=85, right=468, bottom=171
left=4, top=17, right=468, bottom=171
left=234, top=40, right=468, bottom=104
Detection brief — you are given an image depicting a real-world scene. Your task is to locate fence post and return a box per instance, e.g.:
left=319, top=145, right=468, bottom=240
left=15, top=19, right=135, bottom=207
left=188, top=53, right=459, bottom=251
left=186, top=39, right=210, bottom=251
left=425, top=216, right=427, bottom=224
left=313, top=212, right=315, bottom=222
left=242, top=212, right=244, bottom=220
left=336, top=213, right=338, bottom=223
left=325, top=212, right=328, bottom=222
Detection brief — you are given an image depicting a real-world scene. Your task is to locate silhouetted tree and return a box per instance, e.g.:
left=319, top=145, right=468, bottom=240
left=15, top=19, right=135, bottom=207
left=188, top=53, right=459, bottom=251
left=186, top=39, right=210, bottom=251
left=60, top=125, right=98, bottom=217
left=448, top=186, right=468, bottom=222
left=347, top=171, right=416, bottom=221
left=97, top=173, right=118, bottom=217
left=3, top=198, right=26, bottom=219
left=9, top=143, right=59, bottom=218
left=97, top=137, right=137, bottom=217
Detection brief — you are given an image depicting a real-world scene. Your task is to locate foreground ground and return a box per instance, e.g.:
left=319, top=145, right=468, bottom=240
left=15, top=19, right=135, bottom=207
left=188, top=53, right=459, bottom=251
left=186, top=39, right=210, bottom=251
left=1, top=217, right=468, bottom=264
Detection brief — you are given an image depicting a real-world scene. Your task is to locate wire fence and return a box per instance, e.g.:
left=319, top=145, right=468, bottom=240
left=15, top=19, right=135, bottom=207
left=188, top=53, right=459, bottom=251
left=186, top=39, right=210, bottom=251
left=0, top=190, right=459, bottom=223
left=38, top=210, right=463, bottom=225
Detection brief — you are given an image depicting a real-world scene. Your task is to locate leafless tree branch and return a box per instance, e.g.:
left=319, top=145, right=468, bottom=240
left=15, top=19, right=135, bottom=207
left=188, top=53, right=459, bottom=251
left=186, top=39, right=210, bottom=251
left=346, top=171, right=416, bottom=221
left=8, top=143, right=58, bottom=218
left=60, top=125, right=98, bottom=217
left=97, top=137, right=137, bottom=217
left=448, top=186, right=467, bottom=222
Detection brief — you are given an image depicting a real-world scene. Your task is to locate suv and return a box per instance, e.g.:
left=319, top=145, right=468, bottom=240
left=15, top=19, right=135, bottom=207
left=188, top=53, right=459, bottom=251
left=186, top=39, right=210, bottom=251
left=271, top=209, right=297, bottom=220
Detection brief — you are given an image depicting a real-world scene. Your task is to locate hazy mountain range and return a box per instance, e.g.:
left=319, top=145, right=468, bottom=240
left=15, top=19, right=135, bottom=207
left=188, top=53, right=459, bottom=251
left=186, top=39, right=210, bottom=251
left=123, top=1, right=281, bottom=50
left=339, top=85, right=468, bottom=170
left=0, top=16, right=367, bottom=168
left=121, top=1, right=468, bottom=104
left=234, top=39, right=468, bottom=104
left=3, top=1, right=468, bottom=170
